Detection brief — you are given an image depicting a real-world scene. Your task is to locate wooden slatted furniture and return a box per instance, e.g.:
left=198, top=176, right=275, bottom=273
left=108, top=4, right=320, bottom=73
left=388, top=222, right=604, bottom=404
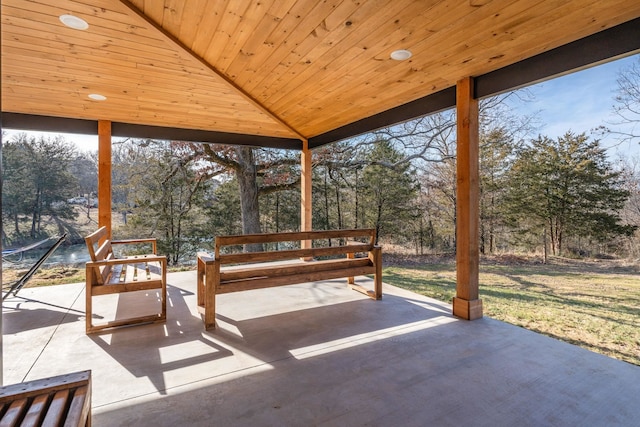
left=84, top=226, right=167, bottom=334
left=197, top=229, right=382, bottom=329
left=0, top=370, right=91, bottom=427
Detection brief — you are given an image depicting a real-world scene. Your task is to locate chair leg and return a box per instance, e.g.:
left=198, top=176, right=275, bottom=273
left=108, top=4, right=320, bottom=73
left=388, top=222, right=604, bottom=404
left=204, top=262, right=218, bottom=329
left=85, top=265, right=93, bottom=334
left=197, top=257, right=205, bottom=308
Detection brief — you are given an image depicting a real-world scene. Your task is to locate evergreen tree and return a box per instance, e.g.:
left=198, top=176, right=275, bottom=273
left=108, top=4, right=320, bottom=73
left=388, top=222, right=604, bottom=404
left=2, top=134, right=78, bottom=240
left=479, top=127, right=516, bottom=254
left=361, top=140, right=419, bottom=243
left=203, top=178, right=242, bottom=237
left=69, top=152, right=98, bottom=218
left=505, top=132, right=635, bottom=256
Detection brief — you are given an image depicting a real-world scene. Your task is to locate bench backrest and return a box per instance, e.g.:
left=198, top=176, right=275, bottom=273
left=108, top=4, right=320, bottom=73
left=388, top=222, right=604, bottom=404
left=0, top=370, right=91, bottom=426
left=214, top=229, right=376, bottom=265
left=85, top=226, right=114, bottom=285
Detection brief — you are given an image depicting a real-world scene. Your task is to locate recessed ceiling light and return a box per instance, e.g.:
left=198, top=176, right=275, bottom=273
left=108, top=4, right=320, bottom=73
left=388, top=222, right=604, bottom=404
left=59, top=14, right=89, bottom=30
left=390, top=49, right=412, bottom=61
left=88, top=93, right=107, bottom=101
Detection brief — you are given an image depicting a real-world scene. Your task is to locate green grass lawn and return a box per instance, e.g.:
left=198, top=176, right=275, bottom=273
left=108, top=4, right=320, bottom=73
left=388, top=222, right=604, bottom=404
left=383, top=256, right=640, bottom=366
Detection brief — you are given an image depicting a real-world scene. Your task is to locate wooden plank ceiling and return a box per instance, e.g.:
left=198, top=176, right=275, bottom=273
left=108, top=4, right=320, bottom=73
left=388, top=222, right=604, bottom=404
left=2, top=0, right=640, bottom=145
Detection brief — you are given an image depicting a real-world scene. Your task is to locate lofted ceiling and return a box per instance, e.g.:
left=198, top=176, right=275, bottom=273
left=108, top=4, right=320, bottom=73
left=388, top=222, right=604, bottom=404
left=2, top=0, right=640, bottom=148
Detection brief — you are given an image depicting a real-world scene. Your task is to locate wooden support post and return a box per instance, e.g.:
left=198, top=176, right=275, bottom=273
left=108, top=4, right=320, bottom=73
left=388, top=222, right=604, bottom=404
left=1, top=112, right=4, bottom=384
left=301, top=139, right=312, bottom=250
left=453, top=77, right=483, bottom=320
left=98, top=120, right=112, bottom=238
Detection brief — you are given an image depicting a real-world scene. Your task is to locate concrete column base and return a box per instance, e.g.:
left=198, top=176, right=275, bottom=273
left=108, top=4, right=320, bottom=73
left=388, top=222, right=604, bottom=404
left=452, top=297, right=483, bottom=320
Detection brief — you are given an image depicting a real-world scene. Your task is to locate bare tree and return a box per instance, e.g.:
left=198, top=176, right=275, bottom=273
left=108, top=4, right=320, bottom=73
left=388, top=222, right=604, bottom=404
left=604, top=56, right=640, bottom=144
left=190, top=144, right=300, bottom=249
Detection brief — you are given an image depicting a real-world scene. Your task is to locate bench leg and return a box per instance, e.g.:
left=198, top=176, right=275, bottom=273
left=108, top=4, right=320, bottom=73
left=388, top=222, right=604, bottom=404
left=372, top=246, right=382, bottom=300
left=347, top=252, right=355, bottom=285
left=160, top=258, right=167, bottom=321
left=349, top=247, right=383, bottom=300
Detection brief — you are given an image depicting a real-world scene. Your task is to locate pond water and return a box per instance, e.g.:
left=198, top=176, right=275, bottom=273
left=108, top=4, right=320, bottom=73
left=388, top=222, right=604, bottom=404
left=3, top=242, right=199, bottom=269
left=3, top=243, right=91, bottom=268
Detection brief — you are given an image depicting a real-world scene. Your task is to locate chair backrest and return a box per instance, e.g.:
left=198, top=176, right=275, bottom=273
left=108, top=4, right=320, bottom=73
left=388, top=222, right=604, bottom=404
left=85, top=226, right=114, bottom=285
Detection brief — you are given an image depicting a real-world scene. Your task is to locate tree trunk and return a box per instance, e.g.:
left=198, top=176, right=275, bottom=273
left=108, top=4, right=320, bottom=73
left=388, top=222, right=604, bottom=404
left=558, top=228, right=563, bottom=256
left=30, top=190, right=41, bottom=238
left=489, top=194, right=495, bottom=254
left=324, top=170, right=330, bottom=230
left=419, top=215, right=424, bottom=255
left=354, top=169, right=359, bottom=229
left=452, top=195, right=457, bottom=254
left=275, top=192, right=280, bottom=233
left=335, top=185, right=342, bottom=230
left=549, top=217, right=557, bottom=255
left=235, top=147, right=263, bottom=251
left=543, top=226, right=548, bottom=264
left=375, top=201, right=383, bottom=245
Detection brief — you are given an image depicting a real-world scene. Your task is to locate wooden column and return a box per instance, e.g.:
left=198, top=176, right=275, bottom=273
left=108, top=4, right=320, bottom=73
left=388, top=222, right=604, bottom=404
left=98, top=120, right=112, bottom=238
left=301, top=139, right=312, bottom=249
left=453, top=77, right=483, bottom=320
left=1, top=113, right=4, bottom=384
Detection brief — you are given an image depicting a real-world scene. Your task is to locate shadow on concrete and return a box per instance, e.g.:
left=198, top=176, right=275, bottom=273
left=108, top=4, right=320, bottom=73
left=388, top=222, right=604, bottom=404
left=92, top=290, right=640, bottom=426
left=2, top=296, right=88, bottom=334
left=88, top=285, right=233, bottom=395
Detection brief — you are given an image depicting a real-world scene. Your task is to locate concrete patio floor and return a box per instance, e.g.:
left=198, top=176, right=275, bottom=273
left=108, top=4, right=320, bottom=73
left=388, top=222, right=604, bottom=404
left=2, top=271, right=639, bottom=426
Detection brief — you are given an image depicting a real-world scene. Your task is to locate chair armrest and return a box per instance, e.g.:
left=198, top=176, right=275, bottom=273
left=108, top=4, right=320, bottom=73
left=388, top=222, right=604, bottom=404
left=87, top=255, right=166, bottom=267
left=197, top=252, right=215, bottom=263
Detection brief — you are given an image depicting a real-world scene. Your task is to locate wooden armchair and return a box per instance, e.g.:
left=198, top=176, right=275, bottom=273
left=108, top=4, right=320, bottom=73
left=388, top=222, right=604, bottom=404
left=84, top=226, right=166, bottom=334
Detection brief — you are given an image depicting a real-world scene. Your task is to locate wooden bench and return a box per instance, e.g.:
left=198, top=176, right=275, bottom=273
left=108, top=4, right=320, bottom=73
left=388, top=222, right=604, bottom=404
left=0, top=370, right=91, bottom=426
left=85, top=226, right=167, bottom=334
left=197, top=229, right=382, bottom=329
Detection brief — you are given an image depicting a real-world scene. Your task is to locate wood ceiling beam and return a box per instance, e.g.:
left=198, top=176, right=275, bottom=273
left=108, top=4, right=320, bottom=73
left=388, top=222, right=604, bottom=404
left=117, top=0, right=307, bottom=142
left=1, top=114, right=98, bottom=135
left=110, top=122, right=302, bottom=149
left=1, top=113, right=302, bottom=150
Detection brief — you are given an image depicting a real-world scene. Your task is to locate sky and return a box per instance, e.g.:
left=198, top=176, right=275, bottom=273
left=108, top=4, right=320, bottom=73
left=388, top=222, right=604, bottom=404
left=3, top=53, right=639, bottom=157
left=513, top=53, right=639, bottom=156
